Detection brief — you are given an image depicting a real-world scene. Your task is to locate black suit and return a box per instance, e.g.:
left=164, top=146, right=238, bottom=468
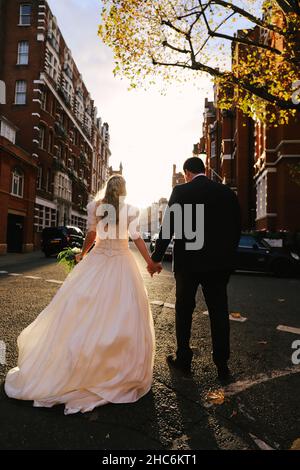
left=151, top=175, right=241, bottom=367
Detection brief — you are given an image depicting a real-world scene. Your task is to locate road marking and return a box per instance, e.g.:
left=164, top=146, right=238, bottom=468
left=249, top=433, right=274, bottom=450
left=0, top=340, right=6, bottom=365
left=151, top=301, right=164, bottom=306
left=24, top=276, right=42, bottom=280
left=164, top=303, right=175, bottom=309
left=0, top=271, right=8, bottom=274
left=203, top=311, right=247, bottom=322
left=221, top=365, right=300, bottom=397
left=8, top=273, right=23, bottom=276
left=46, top=279, right=64, bottom=285
left=277, top=325, right=300, bottom=335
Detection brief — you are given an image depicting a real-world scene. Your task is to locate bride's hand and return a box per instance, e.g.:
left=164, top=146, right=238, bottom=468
left=147, top=261, right=162, bottom=277
left=75, top=253, right=83, bottom=263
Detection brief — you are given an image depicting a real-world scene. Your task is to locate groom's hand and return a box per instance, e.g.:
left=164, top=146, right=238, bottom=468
left=147, top=260, right=162, bottom=277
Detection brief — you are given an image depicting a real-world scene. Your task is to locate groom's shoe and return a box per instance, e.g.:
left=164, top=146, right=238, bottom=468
left=166, top=355, right=192, bottom=376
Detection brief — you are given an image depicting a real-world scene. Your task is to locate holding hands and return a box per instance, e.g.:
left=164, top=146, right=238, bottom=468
left=147, top=260, right=163, bottom=277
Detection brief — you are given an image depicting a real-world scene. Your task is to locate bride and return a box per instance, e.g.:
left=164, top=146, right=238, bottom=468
left=5, top=175, right=159, bottom=415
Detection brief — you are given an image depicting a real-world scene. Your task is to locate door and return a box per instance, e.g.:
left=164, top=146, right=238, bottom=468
left=7, top=214, right=24, bottom=253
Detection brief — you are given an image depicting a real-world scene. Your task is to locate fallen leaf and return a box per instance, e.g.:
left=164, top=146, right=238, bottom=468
left=231, top=312, right=241, bottom=319
left=206, top=390, right=225, bottom=405
left=230, top=410, right=238, bottom=418
left=290, top=438, right=300, bottom=450
left=258, top=341, right=268, bottom=345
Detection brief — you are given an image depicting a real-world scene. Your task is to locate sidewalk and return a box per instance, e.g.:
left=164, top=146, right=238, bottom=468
left=0, top=250, right=44, bottom=269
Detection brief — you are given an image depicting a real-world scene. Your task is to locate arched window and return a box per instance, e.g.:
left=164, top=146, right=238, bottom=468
left=11, top=167, right=24, bottom=198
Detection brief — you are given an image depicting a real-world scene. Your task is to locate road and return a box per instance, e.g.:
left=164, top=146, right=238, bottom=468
left=0, top=245, right=300, bottom=450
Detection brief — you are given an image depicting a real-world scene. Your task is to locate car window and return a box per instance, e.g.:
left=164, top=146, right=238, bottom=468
left=67, top=227, right=82, bottom=236
left=42, top=228, right=65, bottom=238
left=239, top=236, right=256, bottom=248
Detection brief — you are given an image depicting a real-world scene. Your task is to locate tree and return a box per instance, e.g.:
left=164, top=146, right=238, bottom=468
left=99, top=0, right=300, bottom=124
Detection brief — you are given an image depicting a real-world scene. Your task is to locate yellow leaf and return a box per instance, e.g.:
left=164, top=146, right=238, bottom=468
left=290, top=438, right=300, bottom=450
left=206, top=390, right=225, bottom=405
left=231, top=312, right=241, bottom=319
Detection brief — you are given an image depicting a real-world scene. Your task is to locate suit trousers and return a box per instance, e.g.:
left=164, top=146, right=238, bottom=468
left=174, top=269, right=231, bottom=367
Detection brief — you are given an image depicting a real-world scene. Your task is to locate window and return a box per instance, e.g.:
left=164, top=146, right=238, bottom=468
left=15, top=80, right=27, bottom=105
left=11, top=168, right=24, bottom=198
left=37, top=166, right=42, bottom=190
left=17, top=41, right=29, bottom=64
left=256, top=176, right=267, bottom=219
left=48, top=131, right=53, bottom=154
left=19, top=4, right=32, bottom=26
left=41, top=90, right=47, bottom=110
left=0, top=119, right=16, bottom=144
left=35, top=204, right=57, bottom=232
left=39, top=125, right=45, bottom=149
left=46, top=169, right=52, bottom=192
left=46, top=49, right=60, bottom=82
left=239, top=236, right=256, bottom=249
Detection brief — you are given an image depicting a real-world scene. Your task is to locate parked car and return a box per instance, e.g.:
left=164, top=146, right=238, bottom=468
left=142, top=231, right=151, bottom=242
left=41, top=226, right=84, bottom=257
left=150, top=234, right=174, bottom=260
left=236, top=234, right=300, bottom=277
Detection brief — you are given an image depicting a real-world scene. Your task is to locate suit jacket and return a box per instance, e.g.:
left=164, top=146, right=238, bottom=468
left=151, top=176, right=241, bottom=272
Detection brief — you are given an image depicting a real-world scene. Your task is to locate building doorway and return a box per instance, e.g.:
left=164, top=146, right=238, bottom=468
left=7, top=214, right=24, bottom=253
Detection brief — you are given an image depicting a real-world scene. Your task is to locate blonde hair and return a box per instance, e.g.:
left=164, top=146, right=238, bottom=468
left=95, top=175, right=127, bottom=224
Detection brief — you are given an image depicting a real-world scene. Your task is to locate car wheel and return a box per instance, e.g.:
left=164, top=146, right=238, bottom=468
left=271, top=258, right=294, bottom=277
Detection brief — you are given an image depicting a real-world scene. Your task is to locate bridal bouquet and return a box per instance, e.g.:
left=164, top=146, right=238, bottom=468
left=57, top=247, right=82, bottom=273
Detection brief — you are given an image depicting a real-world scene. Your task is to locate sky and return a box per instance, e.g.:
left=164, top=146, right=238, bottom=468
left=48, top=0, right=213, bottom=208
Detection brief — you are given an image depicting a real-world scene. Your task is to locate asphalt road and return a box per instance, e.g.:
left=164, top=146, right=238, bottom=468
left=0, top=245, right=300, bottom=450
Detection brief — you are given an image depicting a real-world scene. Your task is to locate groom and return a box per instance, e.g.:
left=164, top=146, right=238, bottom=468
left=148, top=157, right=241, bottom=382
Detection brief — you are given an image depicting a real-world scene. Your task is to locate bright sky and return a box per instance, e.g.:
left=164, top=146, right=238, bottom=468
left=48, top=0, right=213, bottom=208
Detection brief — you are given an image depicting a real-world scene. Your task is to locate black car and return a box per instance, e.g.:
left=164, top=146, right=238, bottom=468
left=41, top=226, right=84, bottom=257
left=236, top=234, right=300, bottom=277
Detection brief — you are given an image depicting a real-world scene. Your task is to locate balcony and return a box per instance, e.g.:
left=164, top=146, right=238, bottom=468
left=54, top=121, right=68, bottom=141
left=47, top=31, right=60, bottom=54
left=53, top=159, right=66, bottom=172
left=57, top=87, right=72, bottom=109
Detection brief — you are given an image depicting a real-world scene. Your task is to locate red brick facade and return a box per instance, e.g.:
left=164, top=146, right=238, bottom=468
left=0, top=120, right=37, bottom=254
left=0, top=0, right=111, bottom=252
left=199, top=27, right=300, bottom=233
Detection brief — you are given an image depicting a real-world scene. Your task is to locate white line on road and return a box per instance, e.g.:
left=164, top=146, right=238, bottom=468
left=249, top=433, right=274, bottom=450
left=277, top=325, right=300, bottom=335
left=164, top=303, right=175, bottom=309
left=8, top=273, right=23, bottom=276
left=24, top=276, right=42, bottom=280
left=151, top=301, right=164, bottom=307
left=0, top=271, right=8, bottom=274
left=46, top=279, right=64, bottom=285
left=222, top=366, right=300, bottom=397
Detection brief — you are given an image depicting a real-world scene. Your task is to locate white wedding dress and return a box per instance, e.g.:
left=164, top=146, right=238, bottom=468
left=5, top=201, right=155, bottom=415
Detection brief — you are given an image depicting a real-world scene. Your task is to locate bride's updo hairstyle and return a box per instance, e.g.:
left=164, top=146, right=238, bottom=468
left=95, top=175, right=127, bottom=224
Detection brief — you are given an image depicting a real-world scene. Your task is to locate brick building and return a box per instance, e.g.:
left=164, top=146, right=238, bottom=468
left=109, top=162, right=123, bottom=177
left=0, top=0, right=111, bottom=251
left=172, top=164, right=185, bottom=188
left=199, top=26, right=300, bottom=233
left=0, top=116, right=37, bottom=254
